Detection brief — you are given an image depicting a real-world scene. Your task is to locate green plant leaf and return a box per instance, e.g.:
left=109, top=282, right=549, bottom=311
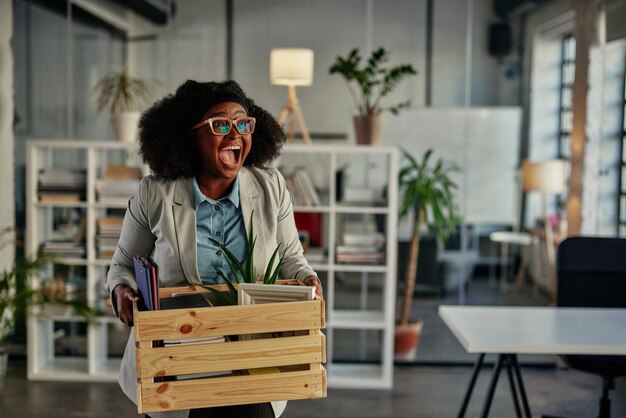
left=263, top=244, right=282, bottom=284
left=216, top=270, right=238, bottom=302
left=203, top=285, right=236, bottom=305
left=209, top=237, right=245, bottom=282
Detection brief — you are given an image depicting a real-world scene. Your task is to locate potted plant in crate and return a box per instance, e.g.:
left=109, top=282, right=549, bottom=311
left=329, top=47, right=416, bottom=145
left=94, top=67, right=153, bottom=143
left=396, top=148, right=461, bottom=360
left=0, top=228, right=101, bottom=392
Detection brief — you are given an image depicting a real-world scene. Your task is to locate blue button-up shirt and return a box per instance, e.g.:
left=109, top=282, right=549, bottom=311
left=192, top=176, right=248, bottom=284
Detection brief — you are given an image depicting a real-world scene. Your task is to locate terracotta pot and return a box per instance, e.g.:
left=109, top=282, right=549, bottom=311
left=394, top=319, right=423, bottom=361
left=353, top=114, right=383, bottom=145
left=111, top=111, right=141, bottom=143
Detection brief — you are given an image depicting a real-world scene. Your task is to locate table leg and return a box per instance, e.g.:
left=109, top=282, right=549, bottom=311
left=511, top=354, right=532, bottom=418
left=479, top=354, right=505, bottom=418
left=457, top=353, right=486, bottom=418
left=505, top=355, right=522, bottom=418
left=501, top=243, right=510, bottom=291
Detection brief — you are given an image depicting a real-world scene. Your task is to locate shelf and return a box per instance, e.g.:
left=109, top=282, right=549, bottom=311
left=334, top=205, right=389, bottom=214
left=331, top=310, right=386, bottom=329
left=332, top=264, right=388, bottom=273
left=35, top=202, right=88, bottom=208
left=327, top=364, right=391, bottom=389
left=293, top=205, right=331, bottom=213
left=28, top=357, right=118, bottom=382
left=93, top=358, right=123, bottom=379
left=45, top=258, right=88, bottom=266
left=94, top=259, right=112, bottom=266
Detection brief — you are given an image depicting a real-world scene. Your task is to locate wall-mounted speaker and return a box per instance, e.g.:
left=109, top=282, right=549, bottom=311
left=488, top=23, right=513, bottom=57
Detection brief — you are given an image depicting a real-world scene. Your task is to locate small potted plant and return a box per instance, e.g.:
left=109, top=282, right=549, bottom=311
left=93, top=67, right=153, bottom=143
left=396, top=148, right=461, bottom=360
left=329, top=47, right=417, bottom=145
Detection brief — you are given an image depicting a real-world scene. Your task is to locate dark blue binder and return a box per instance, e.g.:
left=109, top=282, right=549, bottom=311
left=133, top=256, right=154, bottom=311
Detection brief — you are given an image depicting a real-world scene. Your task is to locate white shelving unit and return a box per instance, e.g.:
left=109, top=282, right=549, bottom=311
left=279, top=144, right=399, bottom=389
left=26, top=139, right=139, bottom=381
left=26, top=141, right=399, bottom=389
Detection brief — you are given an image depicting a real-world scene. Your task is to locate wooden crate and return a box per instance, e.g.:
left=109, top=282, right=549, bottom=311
left=133, top=282, right=326, bottom=414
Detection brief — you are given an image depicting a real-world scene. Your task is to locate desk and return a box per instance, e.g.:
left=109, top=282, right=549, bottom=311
left=439, top=306, right=626, bottom=418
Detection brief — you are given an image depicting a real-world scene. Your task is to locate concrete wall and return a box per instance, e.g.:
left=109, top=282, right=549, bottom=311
left=1, top=0, right=15, bottom=271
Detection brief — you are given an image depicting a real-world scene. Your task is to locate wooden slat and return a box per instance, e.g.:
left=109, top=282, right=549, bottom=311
left=134, top=300, right=324, bottom=342
left=137, top=334, right=324, bottom=377
left=139, top=370, right=325, bottom=413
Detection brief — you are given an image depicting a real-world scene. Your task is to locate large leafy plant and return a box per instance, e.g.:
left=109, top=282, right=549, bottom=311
left=329, top=47, right=417, bottom=116
left=0, top=228, right=101, bottom=345
left=204, top=214, right=285, bottom=305
left=398, top=148, right=461, bottom=325
left=93, top=67, right=153, bottom=114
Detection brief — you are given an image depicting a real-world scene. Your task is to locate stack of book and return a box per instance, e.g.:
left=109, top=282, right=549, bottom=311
left=41, top=241, right=86, bottom=259
left=38, top=169, right=86, bottom=202
left=336, top=232, right=386, bottom=264
left=96, top=217, right=123, bottom=259
left=280, top=167, right=321, bottom=207
left=96, top=165, right=142, bottom=205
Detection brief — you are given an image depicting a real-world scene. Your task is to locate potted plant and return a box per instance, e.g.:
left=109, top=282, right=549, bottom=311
left=0, top=228, right=101, bottom=392
left=93, top=67, right=153, bottom=143
left=395, top=148, right=461, bottom=360
left=329, top=47, right=417, bottom=145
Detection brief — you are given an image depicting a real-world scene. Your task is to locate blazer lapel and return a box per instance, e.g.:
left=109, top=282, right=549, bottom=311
left=172, top=177, right=201, bottom=285
left=239, top=168, right=266, bottom=279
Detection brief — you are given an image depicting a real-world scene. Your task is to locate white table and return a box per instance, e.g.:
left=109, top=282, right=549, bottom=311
left=489, top=231, right=533, bottom=290
left=439, top=306, right=626, bottom=418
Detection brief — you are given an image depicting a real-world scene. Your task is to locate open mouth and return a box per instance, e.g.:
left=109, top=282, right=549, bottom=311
left=218, top=145, right=241, bottom=166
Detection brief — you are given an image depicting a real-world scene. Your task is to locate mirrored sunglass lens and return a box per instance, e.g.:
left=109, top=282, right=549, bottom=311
left=211, top=119, right=231, bottom=134
left=236, top=119, right=254, bottom=134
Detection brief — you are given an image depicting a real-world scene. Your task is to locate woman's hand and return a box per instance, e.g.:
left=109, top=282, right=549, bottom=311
left=304, top=275, right=324, bottom=299
left=114, top=284, right=138, bottom=327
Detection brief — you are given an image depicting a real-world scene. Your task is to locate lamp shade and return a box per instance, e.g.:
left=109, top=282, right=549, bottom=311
left=522, top=159, right=568, bottom=194
left=270, top=48, right=314, bottom=86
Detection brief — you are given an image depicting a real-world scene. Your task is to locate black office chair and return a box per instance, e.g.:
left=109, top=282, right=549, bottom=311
left=544, top=236, right=626, bottom=418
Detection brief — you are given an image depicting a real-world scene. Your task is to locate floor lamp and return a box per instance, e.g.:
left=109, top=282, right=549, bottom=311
left=522, top=159, right=567, bottom=302
left=270, top=48, right=314, bottom=144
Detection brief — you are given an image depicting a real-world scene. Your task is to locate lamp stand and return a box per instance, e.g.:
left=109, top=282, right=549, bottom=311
left=277, top=85, right=312, bottom=144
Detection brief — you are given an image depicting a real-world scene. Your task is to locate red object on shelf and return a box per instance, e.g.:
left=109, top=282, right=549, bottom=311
left=294, top=212, right=322, bottom=246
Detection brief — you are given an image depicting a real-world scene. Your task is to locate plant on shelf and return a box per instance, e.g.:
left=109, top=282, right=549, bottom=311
left=329, top=47, right=417, bottom=145
left=93, top=67, right=154, bottom=143
left=0, top=227, right=102, bottom=391
left=395, top=148, right=461, bottom=360
left=203, top=214, right=285, bottom=305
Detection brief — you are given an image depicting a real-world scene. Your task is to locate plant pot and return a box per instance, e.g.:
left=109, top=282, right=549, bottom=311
left=353, top=115, right=383, bottom=145
left=0, top=349, right=8, bottom=392
left=111, top=111, right=141, bottom=143
left=394, top=319, right=423, bottom=361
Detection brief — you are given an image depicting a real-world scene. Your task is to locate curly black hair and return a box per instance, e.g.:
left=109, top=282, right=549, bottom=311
left=138, top=80, right=286, bottom=179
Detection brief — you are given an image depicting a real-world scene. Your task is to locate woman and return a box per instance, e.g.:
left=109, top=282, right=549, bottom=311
left=107, top=80, right=323, bottom=418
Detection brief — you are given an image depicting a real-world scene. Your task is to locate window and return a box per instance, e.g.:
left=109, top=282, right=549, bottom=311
left=558, top=35, right=576, bottom=159
left=618, top=65, right=626, bottom=237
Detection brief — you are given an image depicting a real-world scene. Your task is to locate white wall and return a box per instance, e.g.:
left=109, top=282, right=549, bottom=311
left=1, top=0, right=15, bottom=271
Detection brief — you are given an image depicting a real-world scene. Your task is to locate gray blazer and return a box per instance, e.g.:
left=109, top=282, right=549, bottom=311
left=107, top=166, right=317, bottom=418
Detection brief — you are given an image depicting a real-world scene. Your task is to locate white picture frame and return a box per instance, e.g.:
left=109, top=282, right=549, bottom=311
left=237, top=283, right=315, bottom=306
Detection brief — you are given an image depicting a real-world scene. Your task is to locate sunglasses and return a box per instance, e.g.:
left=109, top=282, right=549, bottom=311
left=191, top=117, right=256, bottom=136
